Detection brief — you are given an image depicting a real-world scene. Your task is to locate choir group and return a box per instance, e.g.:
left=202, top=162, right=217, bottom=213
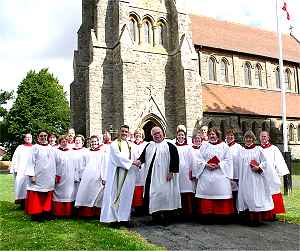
left=10, top=124, right=290, bottom=227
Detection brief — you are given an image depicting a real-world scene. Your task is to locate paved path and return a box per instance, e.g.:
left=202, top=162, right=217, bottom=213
left=133, top=217, right=300, bottom=250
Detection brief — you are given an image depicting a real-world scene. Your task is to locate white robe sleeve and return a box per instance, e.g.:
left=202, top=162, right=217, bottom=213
left=110, top=143, right=133, bottom=170
left=219, top=145, right=233, bottom=179
left=274, top=147, right=290, bottom=176
left=10, top=146, right=20, bottom=173
left=192, top=150, right=206, bottom=178
left=25, top=146, right=36, bottom=177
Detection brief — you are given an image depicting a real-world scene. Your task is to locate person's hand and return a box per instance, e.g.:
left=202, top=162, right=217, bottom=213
left=133, top=160, right=141, bottom=167
left=207, top=164, right=219, bottom=171
left=166, top=173, right=173, bottom=182
left=102, top=180, right=106, bottom=186
left=31, top=176, right=36, bottom=183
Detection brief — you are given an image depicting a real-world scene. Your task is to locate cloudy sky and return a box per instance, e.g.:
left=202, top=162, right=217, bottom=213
left=0, top=0, right=299, bottom=98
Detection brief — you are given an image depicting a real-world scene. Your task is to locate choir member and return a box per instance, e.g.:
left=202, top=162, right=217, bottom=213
left=25, top=131, right=57, bottom=221
left=103, top=129, right=112, bottom=144
left=260, top=130, right=289, bottom=220
left=175, top=128, right=195, bottom=220
left=132, top=128, right=148, bottom=215
left=67, top=128, right=76, bottom=148
left=199, top=125, right=209, bottom=142
left=75, top=135, right=106, bottom=218
left=10, top=133, right=33, bottom=209
left=225, top=129, right=243, bottom=212
left=100, top=125, right=136, bottom=227
left=237, top=130, right=274, bottom=226
left=193, top=127, right=234, bottom=223
left=52, top=135, right=76, bottom=218
left=136, top=126, right=181, bottom=226
left=48, top=133, right=58, bottom=147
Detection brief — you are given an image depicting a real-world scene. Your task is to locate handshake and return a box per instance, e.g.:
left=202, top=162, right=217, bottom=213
left=132, top=160, right=142, bottom=168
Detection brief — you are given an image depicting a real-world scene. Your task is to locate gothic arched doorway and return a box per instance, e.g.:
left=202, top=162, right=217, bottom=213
left=139, top=114, right=166, bottom=142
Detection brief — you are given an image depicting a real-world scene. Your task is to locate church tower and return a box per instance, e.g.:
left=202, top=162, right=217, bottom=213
left=70, top=0, right=202, bottom=139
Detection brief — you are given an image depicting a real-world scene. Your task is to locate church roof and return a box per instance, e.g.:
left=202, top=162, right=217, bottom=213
left=202, top=84, right=300, bottom=118
left=191, top=15, right=300, bottom=63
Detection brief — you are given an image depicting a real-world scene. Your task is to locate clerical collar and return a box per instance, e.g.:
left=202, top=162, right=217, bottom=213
left=134, top=140, right=144, bottom=145
left=261, top=143, right=272, bottom=149
left=23, top=143, right=33, bottom=147
left=38, top=143, right=48, bottom=146
left=59, top=147, right=69, bottom=151
left=175, top=141, right=188, bottom=146
left=244, top=143, right=256, bottom=149
left=103, top=140, right=112, bottom=144
left=209, top=140, right=222, bottom=145
left=192, top=145, right=201, bottom=149
left=73, top=147, right=83, bottom=150
left=227, top=141, right=236, bottom=147
left=90, top=144, right=103, bottom=151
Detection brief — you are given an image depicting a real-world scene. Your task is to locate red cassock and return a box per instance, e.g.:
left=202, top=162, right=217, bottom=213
left=132, top=186, right=144, bottom=208
left=25, top=191, right=53, bottom=215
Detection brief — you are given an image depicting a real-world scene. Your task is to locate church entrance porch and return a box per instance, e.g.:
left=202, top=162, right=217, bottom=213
left=140, top=114, right=166, bottom=142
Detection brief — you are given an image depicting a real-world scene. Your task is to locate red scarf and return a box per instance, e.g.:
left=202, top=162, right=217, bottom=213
left=261, top=142, right=272, bottom=149
left=192, top=145, right=201, bottom=149
left=175, top=141, right=188, bottom=146
left=58, top=147, right=69, bottom=151
left=73, top=147, right=83, bottom=150
left=23, top=143, right=33, bottom=147
left=244, top=143, right=256, bottom=149
left=38, top=143, right=48, bottom=146
left=227, top=141, right=236, bottom=147
left=209, top=140, right=222, bottom=145
left=134, top=140, right=144, bottom=145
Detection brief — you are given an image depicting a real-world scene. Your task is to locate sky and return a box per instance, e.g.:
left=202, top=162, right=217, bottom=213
left=0, top=0, right=299, bottom=100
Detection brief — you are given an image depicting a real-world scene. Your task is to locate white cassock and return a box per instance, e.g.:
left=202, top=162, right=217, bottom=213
left=75, top=146, right=106, bottom=208
left=25, top=144, right=56, bottom=192
left=176, top=144, right=195, bottom=193
left=53, top=149, right=77, bottom=202
left=140, top=140, right=181, bottom=214
left=193, top=142, right=233, bottom=199
left=10, top=144, right=33, bottom=200
left=100, top=140, right=135, bottom=223
left=237, top=146, right=274, bottom=212
left=261, top=145, right=289, bottom=195
left=228, top=142, right=243, bottom=191
left=132, top=141, right=148, bottom=187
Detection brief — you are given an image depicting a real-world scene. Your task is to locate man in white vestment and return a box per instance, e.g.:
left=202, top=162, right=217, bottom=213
left=100, top=125, right=137, bottom=227
left=135, top=127, right=181, bottom=225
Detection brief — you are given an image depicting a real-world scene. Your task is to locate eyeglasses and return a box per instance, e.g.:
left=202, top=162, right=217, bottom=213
left=39, top=134, right=48, bottom=138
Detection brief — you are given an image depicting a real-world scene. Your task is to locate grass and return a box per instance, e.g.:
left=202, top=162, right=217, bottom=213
left=277, top=175, right=300, bottom=224
left=0, top=174, right=162, bottom=250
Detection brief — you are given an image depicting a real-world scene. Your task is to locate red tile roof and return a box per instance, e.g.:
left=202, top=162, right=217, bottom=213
left=202, top=84, right=300, bottom=118
left=191, top=15, right=300, bottom=63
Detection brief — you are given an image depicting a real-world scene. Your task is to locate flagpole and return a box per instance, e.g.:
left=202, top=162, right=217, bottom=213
left=276, top=0, right=292, bottom=195
left=276, top=0, right=288, bottom=153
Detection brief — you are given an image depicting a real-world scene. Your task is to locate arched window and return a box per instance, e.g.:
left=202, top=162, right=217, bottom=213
left=275, top=67, right=280, bottom=89
left=208, top=57, right=217, bottom=81
left=143, top=21, right=151, bottom=44
left=129, top=18, right=137, bottom=42
left=244, top=62, right=252, bottom=86
left=158, top=23, right=167, bottom=47
left=255, top=64, right=263, bottom=87
left=289, top=124, right=295, bottom=141
left=208, top=121, right=215, bottom=129
left=220, top=59, right=229, bottom=83
left=241, top=121, right=248, bottom=135
left=285, top=69, right=292, bottom=90
left=262, top=121, right=269, bottom=132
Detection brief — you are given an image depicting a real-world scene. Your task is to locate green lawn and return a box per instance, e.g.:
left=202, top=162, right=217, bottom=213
left=0, top=174, right=162, bottom=250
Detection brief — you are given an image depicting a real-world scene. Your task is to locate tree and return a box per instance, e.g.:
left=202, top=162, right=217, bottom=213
left=0, top=89, right=13, bottom=145
left=7, top=69, right=70, bottom=140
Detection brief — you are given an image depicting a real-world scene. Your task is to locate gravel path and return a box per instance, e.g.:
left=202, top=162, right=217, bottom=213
left=133, top=217, right=300, bottom=250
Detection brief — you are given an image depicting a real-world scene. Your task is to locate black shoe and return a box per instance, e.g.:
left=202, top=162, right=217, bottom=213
left=120, top=221, right=134, bottom=228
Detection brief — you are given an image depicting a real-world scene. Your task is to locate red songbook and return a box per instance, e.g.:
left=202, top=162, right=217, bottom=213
left=207, top=156, right=220, bottom=165
left=250, top=159, right=259, bottom=167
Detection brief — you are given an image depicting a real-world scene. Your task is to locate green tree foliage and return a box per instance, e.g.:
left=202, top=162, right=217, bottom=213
left=0, top=89, right=13, bottom=118
left=7, top=69, right=70, bottom=140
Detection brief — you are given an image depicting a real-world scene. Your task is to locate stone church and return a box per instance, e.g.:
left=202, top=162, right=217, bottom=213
left=70, top=0, right=300, bottom=158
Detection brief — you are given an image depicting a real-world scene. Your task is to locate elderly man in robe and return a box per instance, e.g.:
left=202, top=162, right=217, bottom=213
left=135, top=126, right=181, bottom=226
left=100, top=125, right=137, bottom=227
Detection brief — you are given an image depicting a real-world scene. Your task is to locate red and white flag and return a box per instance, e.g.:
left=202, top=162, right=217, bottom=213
left=282, top=2, right=290, bottom=20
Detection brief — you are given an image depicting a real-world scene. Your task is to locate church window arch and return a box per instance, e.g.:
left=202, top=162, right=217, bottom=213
left=157, top=20, right=168, bottom=48
left=289, top=124, right=295, bottom=141
left=208, top=56, right=217, bottom=81
left=255, top=63, right=263, bottom=87
left=220, top=58, right=229, bottom=83
left=208, top=120, right=216, bottom=129
left=275, top=67, right=280, bottom=89
left=262, top=121, right=269, bottom=132
left=285, top=68, right=292, bottom=91
left=129, top=17, right=138, bottom=43
left=244, top=62, right=252, bottom=86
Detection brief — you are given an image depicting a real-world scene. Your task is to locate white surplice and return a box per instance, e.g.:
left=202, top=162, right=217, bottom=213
left=10, top=144, right=33, bottom=200
left=228, top=142, right=243, bottom=191
left=75, top=146, right=106, bottom=208
left=176, top=144, right=195, bottom=193
left=25, top=144, right=57, bottom=192
left=193, top=142, right=233, bottom=199
left=132, top=141, right=148, bottom=186
left=237, top=146, right=274, bottom=212
left=141, top=140, right=181, bottom=214
left=261, top=145, right=290, bottom=195
left=53, top=149, right=77, bottom=202
left=100, top=139, right=136, bottom=223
